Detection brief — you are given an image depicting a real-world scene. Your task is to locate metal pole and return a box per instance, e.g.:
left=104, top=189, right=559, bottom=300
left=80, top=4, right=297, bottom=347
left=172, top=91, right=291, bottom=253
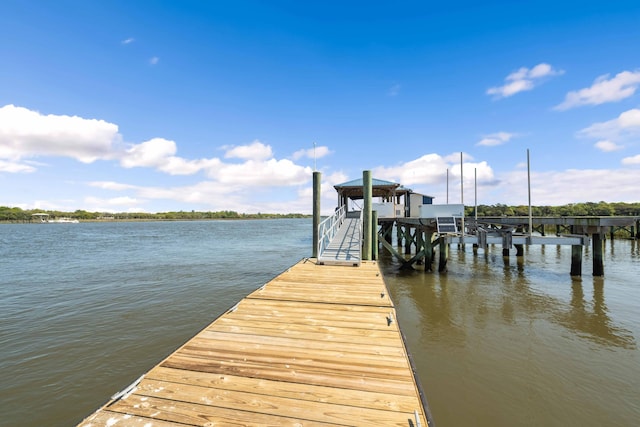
left=474, top=167, right=477, bottom=221
left=446, top=168, right=449, bottom=204
left=460, top=153, right=464, bottom=240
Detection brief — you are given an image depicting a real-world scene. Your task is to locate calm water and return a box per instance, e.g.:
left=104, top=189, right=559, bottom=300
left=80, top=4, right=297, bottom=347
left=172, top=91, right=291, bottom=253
left=1, top=220, right=639, bottom=426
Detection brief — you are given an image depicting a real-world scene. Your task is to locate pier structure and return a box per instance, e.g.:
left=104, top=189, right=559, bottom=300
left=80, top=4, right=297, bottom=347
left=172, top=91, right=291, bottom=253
left=77, top=259, right=431, bottom=427
left=317, top=171, right=638, bottom=277
left=79, top=175, right=432, bottom=426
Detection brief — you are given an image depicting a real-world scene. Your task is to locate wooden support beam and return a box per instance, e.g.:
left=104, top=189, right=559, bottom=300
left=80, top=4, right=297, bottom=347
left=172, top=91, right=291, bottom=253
left=380, top=236, right=411, bottom=266
left=405, top=227, right=413, bottom=255
left=414, top=228, right=423, bottom=265
left=379, top=222, right=392, bottom=244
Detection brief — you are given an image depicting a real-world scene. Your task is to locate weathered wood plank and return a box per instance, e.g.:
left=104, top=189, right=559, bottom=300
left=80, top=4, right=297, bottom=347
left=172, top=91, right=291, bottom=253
left=198, top=328, right=404, bottom=354
left=207, top=319, right=398, bottom=348
left=105, top=394, right=334, bottom=427
left=176, top=337, right=411, bottom=373
left=124, top=378, right=419, bottom=426
left=147, top=366, right=421, bottom=413
left=161, top=353, right=414, bottom=394
left=77, top=410, right=184, bottom=427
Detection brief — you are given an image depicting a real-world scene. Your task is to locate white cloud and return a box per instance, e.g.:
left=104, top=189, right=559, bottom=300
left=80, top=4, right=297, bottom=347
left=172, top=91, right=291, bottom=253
left=621, top=155, right=640, bottom=165
left=443, top=152, right=474, bottom=163
left=89, top=181, right=138, bottom=191
left=121, top=37, right=135, bottom=45
left=477, top=132, right=517, bottom=147
left=487, top=63, right=564, bottom=99
left=555, top=70, right=640, bottom=110
left=578, top=109, right=640, bottom=140
left=0, top=104, right=120, bottom=165
left=149, top=56, right=159, bottom=65
left=119, top=138, right=221, bottom=175
left=291, top=145, right=332, bottom=160
left=594, top=140, right=623, bottom=152
left=85, top=196, right=141, bottom=207
left=210, top=159, right=312, bottom=186
left=121, top=138, right=177, bottom=168
left=372, top=153, right=495, bottom=190
left=494, top=168, right=640, bottom=205
left=0, top=160, right=36, bottom=173
left=224, top=140, right=273, bottom=161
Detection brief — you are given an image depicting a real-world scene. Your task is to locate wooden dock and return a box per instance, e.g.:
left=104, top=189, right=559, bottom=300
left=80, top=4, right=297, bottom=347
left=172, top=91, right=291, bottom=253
left=77, top=259, right=430, bottom=427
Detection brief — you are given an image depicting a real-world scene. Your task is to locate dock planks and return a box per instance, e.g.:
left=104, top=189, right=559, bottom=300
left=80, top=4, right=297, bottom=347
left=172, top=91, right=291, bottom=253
left=77, top=259, right=429, bottom=427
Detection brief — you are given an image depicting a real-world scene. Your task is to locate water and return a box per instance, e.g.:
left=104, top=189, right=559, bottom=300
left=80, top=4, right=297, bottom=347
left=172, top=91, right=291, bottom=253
left=380, top=242, right=640, bottom=427
left=1, top=221, right=639, bottom=426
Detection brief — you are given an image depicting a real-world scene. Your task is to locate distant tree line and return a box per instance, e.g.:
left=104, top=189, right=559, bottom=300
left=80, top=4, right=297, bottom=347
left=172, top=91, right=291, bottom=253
left=0, top=206, right=310, bottom=222
left=2, top=202, right=640, bottom=222
left=466, top=201, right=640, bottom=217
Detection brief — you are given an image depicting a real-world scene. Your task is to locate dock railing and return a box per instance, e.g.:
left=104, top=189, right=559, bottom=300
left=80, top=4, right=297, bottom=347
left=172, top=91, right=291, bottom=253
left=317, top=205, right=346, bottom=258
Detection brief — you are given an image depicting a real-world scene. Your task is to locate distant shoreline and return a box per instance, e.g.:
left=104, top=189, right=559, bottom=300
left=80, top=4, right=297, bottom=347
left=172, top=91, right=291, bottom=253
left=0, top=216, right=312, bottom=224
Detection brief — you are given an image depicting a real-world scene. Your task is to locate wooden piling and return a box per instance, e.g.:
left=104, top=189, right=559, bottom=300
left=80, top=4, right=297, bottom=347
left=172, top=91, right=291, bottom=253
left=415, top=229, right=424, bottom=265
left=362, top=170, right=372, bottom=261
left=515, top=244, right=524, bottom=257
left=570, top=245, right=583, bottom=276
left=593, top=233, right=604, bottom=276
left=438, top=237, right=448, bottom=272
left=425, top=231, right=434, bottom=272
left=312, top=171, right=321, bottom=258
left=372, top=210, right=378, bottom=261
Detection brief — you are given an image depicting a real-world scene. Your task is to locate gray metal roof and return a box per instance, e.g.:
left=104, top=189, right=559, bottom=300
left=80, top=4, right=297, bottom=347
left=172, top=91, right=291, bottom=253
left=334, top=178, right=400, bottom=188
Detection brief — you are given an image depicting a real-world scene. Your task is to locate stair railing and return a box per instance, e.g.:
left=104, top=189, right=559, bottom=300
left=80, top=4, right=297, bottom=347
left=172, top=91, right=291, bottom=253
left=317, top=205, right=346, bottom=258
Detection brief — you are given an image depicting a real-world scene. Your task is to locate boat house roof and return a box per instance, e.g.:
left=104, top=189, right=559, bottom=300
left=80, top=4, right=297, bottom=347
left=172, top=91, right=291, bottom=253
left=333, top=178, right=412, bottom=199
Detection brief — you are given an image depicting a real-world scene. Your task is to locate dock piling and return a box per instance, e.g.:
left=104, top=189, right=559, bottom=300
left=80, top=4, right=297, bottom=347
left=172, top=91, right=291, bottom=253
left=438, top=237, right=448, bottom=272
left=312, top=171, right=321, bottom=258
left=372, top=210, right=378, bottom=260
left=593, top=233, right=605, bottom=276
left=362, top=170, right=372, bottom=261
left=570, top=245, right=583, bottom=276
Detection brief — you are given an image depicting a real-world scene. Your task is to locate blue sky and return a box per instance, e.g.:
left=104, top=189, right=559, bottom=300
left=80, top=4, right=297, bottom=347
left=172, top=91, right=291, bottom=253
left=2, top=0, right=640, bottom=214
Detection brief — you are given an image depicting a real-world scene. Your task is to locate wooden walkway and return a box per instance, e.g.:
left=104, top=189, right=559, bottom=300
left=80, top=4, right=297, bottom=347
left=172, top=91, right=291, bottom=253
left=77, top=259, right=429, bottom=427
left=318, top=217, right=362, bottom=266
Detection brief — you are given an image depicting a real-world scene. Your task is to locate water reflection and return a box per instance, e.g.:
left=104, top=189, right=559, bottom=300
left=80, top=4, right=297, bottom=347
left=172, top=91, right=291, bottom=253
left=381, top=241, right=639, bottom=426
left=383, top=243, right=637, bottom=352
left=554, top=278, right=636, bottom=350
